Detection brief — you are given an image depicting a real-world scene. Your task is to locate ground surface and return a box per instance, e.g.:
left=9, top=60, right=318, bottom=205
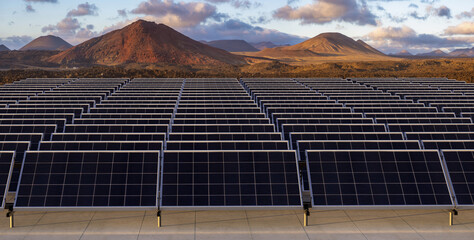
left=1, top=209, right=474, bottom=239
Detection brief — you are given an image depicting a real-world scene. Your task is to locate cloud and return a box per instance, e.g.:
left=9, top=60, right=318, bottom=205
left=273, top=0, right=377, bottom=26
left=24, top=0, right=57, bottom=2
left=41, top=17, right=99, bottom=44
left=26, top=4, right=35, bottom=12
left=444, top=22, right=474, bottom=35
left=408, top=3, right=418, bottom=8
left=131, top=0, right=225, bottom=28
left=457, top=8, right=474, bottom=19
left=180, top=19, right=307, bottom=45
left=365, top=25, right=473, bottom=53
left=117, top=9, right=127, bottom=18
left=0, top=35, right=34, bottom=50
left=205, top=0, right=257, bottom=9
left=426, top=5, right=451, bottom=19
left=67, top=2, right=98, bottom=17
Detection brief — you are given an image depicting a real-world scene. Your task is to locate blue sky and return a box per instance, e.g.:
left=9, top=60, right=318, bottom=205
left=1, top=0, right=473, bottom=53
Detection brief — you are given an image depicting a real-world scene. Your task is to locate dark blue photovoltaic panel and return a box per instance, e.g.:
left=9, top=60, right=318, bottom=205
left=423, top=140, right=474, bottom=149
left=0, top=151, right=15, bottom=208
left=15, top=151, right=160, bottom=209
left=406, top=132, right=474, bottom=140
left=306, top=150, right=453, bottom=207
left=39, top=141, right=162, bottom=151
left=161, top=151, right=302, bottom=208
left=442, top=150, right=474, bottom=206
left=166, top=141, right=288, bottom=150
left=51, top=133, right=166, bottom=142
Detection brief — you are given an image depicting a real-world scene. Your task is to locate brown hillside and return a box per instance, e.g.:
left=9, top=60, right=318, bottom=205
left=20, top=35, right=72, bottom=51
left=254, top=32, right=386, bottom=58
left=48, top=20, right=245, bottom=66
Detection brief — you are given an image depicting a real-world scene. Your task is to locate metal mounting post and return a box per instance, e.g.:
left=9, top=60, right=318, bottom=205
left=449, top=209, right=458, bottom=226
left=303, top=207, right=310, bottom=227
left=157, top=210, right=162, bottom=228
left=6, top=206, right=14, bottom=228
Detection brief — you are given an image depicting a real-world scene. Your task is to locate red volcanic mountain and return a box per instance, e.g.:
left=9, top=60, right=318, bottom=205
left=48, top=20, right=245, bottom=66
left=20, top=35, right=72, bottom=51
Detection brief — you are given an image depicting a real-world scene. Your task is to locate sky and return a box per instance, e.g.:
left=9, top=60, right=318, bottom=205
left=0, top=0, right=473, bottom=54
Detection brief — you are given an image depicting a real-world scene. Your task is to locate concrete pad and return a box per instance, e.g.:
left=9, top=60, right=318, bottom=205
left=304, top=221, right=366, bottom=240
left=353, top=217, right=423, bottom=240
left=248, top=213, right=309, bottom=240
left=23, top=221, right=89, bottom=240
left=196, top=219, right=252, bottom=240
left=195, top=210, right=247, bottom=223
left=138, top=215, right=194, bottom=240
left=80, top=215, right=143, bottom=240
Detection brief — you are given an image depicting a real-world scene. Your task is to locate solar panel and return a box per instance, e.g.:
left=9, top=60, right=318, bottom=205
left=422, top=140, right=474, bottom=149
left=388, top=124, right=474, bottom=132
left=0, top=125, right=56, bottom=140
left=168, top=133, right=282, bottom=141
left=282, top=124, right=387, bottom=140
left=0, top=151, right=15, bottom=208
left=172, top=118, right=270, bottom=124
left=81, top=113, right=173, bottom=119
left=376, top=118, right=472, bottom=124
left=0, top=142, right=30, bottom=192
left=171, top=124, right=275, bottom=133
left=0, top=114, right=74, bottom=124
left=176, top=108, right=260, bottom=113
left=64, top=124, right=168, bottom=133
left=174, top=113, right=266, bottom=118
left=297, top=140, right=421, bottom=162
left=276, top=118, right=373, bottom=131
left=166, top=141, right=288, bottom=150
left=306, top=150, right=453, bottom=207
left=161, top=150, right=302, bottom=209
left=90, top=108, right=174, bottom=114
left=406, top=132, right=474, bottom=140
left=0, top=119, right=66, bottom=132
left=73, top=119, right=171, bottom=125
left=353, top=107, right=437, bottom=113
left=15, top=151, right=160, bottom=209
left=0, top=108, right=83, bottom=118
left=442, top=150, right=474, bottom=207
left=51, top=133, right=166, bottom=141
left=39, top=141, right=162, bottom=151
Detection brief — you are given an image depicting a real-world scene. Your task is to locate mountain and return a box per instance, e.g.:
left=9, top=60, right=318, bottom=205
left=20, top=35, right=72, bottom=51
left=255, top=32, right=385, bottom=58
left=48, top=20, right=245, bottom=66
left=250, top=42, right=290, bottom=50
left=416, top=49, right=448, bottom=57
left=395, top=50, right=413, bottom=56
left=204, top=40, right=259, bottom=52
left=0, top=44, right=10, bottom=51
left=449, top=47, right=474, bottom=57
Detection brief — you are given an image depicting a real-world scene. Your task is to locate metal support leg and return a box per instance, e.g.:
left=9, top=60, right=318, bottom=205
left=157, top=210, right=162, bottom=228
left=6, top=210, right=14, bottom=228
left=304, top=208, right=310, bottom=227
left=449, top=209, right=458, bottom=226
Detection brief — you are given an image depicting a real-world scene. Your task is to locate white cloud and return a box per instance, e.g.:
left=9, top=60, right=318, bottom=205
left=131, top=0, right=225, bottom=28
left=444, top=22, right=474, bottom=35
left=273, top=0, right=377, bottom=26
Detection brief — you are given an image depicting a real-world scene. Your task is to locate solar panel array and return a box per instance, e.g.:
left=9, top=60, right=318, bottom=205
left=0, top=77, right=474, bottom=216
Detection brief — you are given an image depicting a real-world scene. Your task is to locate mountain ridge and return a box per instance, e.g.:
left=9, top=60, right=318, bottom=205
left=20, top=35, right=72, bottom=51
left=47, top=20, right=245, bottom=66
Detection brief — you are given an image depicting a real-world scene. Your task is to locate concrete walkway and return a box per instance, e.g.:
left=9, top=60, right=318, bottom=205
left=1, top=209, right=474, bottom=239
